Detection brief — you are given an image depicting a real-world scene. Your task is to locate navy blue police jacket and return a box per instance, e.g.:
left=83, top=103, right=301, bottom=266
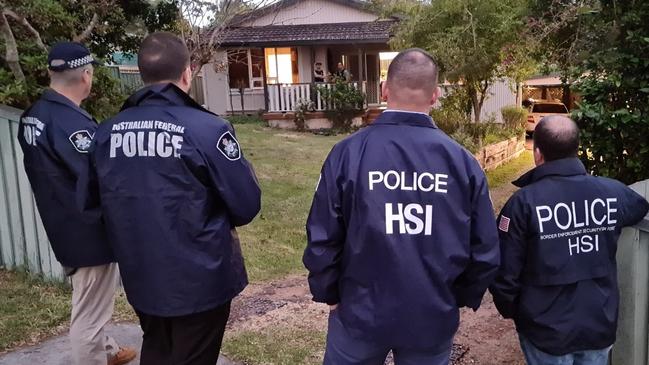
left=304, top=110, right=500, bottom=351
left=91, top=83, right=261, bottom=317
left=18, top=89, right=114, bottom=268
left=490, top=158, right=649, bottom=355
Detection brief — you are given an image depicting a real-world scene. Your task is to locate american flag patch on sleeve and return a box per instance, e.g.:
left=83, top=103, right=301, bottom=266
left=499, top=216, right=511, bottom=232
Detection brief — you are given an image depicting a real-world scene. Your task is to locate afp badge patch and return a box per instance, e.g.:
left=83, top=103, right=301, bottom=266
left=217, top=131, right=241, bottom=161
left=69, top=130, right=93, bottom=153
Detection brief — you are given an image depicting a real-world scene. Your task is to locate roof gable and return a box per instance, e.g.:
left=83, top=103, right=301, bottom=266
left=236, top=0, right=379, bottom=26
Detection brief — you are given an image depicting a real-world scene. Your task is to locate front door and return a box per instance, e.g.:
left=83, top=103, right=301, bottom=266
left=365, top=54, right=380, bottom=105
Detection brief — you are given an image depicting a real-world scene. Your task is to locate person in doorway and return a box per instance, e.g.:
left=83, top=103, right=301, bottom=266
left=304, top=48, right=500, bottom=365
left=90, top=32, right=261, bottom=365
left=17, top=42, right=136, bottom=365
left=314, top=62, right=326, bottom=83
left=333, top=61, right=351, bottom=82
left=490, top=116, right=649, bottom=365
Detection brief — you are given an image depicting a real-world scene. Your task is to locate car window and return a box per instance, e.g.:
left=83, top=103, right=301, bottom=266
left=532, top=103, right=568, bottom=113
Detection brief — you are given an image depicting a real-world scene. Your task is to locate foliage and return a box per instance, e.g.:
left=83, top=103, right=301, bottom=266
left=530, top=1, right=649, bottom=183
left=293, top=98, right=315, bottom=131
left=392, top=0, right=532, bottom=121
left=432, top=88, right=523, bottom=153
left=318, top=80, right=365, bottom=132
left=430, top=87, right=472, bottom=134
left=500, top=105, right=527, bottom=134
left=0, top=0, right=178, bottom=112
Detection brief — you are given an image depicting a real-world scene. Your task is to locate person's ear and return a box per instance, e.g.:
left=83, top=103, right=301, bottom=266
left=381, top=81, right=389, bottom=102
left=430, top=86, right=441, bottom=106
left=533, top=146, right=545, bottom=166
left=178, top=65, right=192, bottom=93
left=83, top=67, right=94, bottom=94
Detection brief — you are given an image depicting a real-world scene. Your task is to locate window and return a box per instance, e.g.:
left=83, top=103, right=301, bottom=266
left=227, top=49, right=264, bottom=90
left=265, top=48, right=299, bottom=84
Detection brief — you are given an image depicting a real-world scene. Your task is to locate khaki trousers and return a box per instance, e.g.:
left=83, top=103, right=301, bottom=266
left=69, top=263, right=120, bottom=365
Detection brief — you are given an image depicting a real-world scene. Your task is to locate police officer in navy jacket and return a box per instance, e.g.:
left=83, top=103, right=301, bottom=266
left=90, top=33, right=261, bottom=365
left=490, top=116, right=649, bottom=365
left=304, top=49, right=500, bottom=365
left=18, top=42, right=135, bottom=365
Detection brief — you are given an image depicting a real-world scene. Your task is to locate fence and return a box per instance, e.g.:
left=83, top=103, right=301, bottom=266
left=266, top=82, right=366, bottom=113
left=0, top=105, right=66, bottom=281
left=106, top=66, right=205, bottom=105
left=612, top=179, right=649, bottom=365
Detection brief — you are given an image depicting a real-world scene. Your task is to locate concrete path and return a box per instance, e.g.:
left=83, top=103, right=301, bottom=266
left=0, top=323, right=237, bottom=365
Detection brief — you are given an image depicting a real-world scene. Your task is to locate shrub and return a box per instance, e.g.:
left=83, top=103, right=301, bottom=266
left=294, top=99, right=315, bottom=131
left=430, top=87, right=472, bottom=135
left=501, top=106, right=527, bottom=128
left=318, top=80, right=365, bottom=132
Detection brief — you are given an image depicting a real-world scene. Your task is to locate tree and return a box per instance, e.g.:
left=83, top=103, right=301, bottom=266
left=176, top=0, right=271, bottom=80
left=0, top=0, right=178, bottom=118
left=391, top=0, right=532, bottom=122
left=530, top=0, right=649, bottom=183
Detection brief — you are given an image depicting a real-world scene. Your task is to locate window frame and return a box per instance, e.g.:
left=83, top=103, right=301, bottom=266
left=228, top=48, right=264, bottom=91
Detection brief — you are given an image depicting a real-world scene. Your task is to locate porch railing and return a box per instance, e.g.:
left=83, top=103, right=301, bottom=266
left=267, top=82, right=367, bottom=113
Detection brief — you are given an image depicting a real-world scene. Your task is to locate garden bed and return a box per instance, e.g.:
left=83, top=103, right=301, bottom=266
left=475, top=135, right=526, bottom=171
left=263, top=111, right=363, bottom=130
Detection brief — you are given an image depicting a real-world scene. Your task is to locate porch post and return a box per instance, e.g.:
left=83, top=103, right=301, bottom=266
left=357, top=47, right=363, bottom=84
left=262, top=47, right=269, bottom=112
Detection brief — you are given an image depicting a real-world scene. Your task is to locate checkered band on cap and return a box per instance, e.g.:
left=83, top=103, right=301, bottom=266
left=68, top=55, right=94, bottom=69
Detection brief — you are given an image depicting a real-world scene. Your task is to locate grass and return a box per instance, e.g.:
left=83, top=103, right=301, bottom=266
left=485, top=150, right=533, bottom=189
left=234, top=123, right=343, bottom=282
left=0, top=269, right=70, bottom=353
left=223, top=327, right=326, bottom=365
left=0, top=268, right=137, bottom=353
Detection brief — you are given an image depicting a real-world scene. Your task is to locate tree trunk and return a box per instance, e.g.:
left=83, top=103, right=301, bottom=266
left=467, top=84, right=481, bottom=123
left=0, top=12, right=25, bottom=82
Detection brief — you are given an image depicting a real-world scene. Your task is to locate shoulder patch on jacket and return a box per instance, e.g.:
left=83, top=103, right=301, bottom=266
left=69, top=130, right=93, bottom=153
left=217, top=131, right=241, bottom=161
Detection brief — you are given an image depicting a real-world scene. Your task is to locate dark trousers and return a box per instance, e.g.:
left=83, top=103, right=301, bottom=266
left=136, top=301, right=231, bottom=365
left=324, top=310, right=452, bottom=365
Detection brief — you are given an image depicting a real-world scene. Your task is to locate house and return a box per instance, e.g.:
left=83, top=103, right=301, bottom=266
left=201, top=0, right=398, bottom=119
left=200, top=0, right=518, bottom=125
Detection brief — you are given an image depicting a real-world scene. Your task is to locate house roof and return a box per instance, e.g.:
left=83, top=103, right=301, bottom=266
left=220, top=20, right=397, bottom=47
left=229, top=0, right=375, bottom=26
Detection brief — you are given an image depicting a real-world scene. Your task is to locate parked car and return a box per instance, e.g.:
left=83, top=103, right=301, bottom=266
left=525, top=100, right=569, bottom=134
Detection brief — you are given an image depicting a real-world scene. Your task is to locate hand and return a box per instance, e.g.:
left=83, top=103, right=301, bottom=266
left=329, top=304, right=339, bottom=311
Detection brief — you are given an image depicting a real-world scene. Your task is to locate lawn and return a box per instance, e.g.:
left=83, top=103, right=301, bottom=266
left=0, top=121, right=533, bottom=355
left=235, top=123, right=343, bottom=282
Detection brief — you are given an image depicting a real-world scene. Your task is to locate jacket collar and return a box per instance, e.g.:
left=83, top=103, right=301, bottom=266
left=42, top=89, right=94, bottom=120
left=372, top=109, right=438, bottom=129
left=121, top=83, right=215, bottom=115
left=513, top=157, right=587, bottom=187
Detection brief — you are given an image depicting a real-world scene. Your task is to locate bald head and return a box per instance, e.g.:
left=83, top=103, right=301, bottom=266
left=385, top=49, right=438, bottom=105
left=533, top=115, right=580, bottom=162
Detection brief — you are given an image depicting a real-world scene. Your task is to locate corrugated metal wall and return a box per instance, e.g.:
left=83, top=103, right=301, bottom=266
left=0, top=105, right=67, bottom=281
left=107, top=66, right=206, bottom=106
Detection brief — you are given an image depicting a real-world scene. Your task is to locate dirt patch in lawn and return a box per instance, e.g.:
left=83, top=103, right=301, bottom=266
left=227, top=274, right=524, bottom=365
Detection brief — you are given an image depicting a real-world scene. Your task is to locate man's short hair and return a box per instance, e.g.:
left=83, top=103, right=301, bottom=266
left=49, top=64, right=92, bottom=86
left=533, top=116, right=580, bottom=161
left=138, top=32, right=190, bottom=84
left=386, top=48, right=438, bottom=95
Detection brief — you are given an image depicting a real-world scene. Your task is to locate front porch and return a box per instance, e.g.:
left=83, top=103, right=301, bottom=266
left=206, top=19, right=398, bottom=115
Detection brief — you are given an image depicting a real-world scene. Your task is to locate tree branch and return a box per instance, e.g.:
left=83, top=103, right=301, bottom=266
left=73, top=13, right=98, bottom=42
left=0, top=11, right=25, bottom=82
left=2, top=9, right=47, bottom=52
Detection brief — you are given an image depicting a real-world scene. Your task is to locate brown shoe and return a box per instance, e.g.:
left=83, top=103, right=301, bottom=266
left=108, top=347, right=137, bottom=365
